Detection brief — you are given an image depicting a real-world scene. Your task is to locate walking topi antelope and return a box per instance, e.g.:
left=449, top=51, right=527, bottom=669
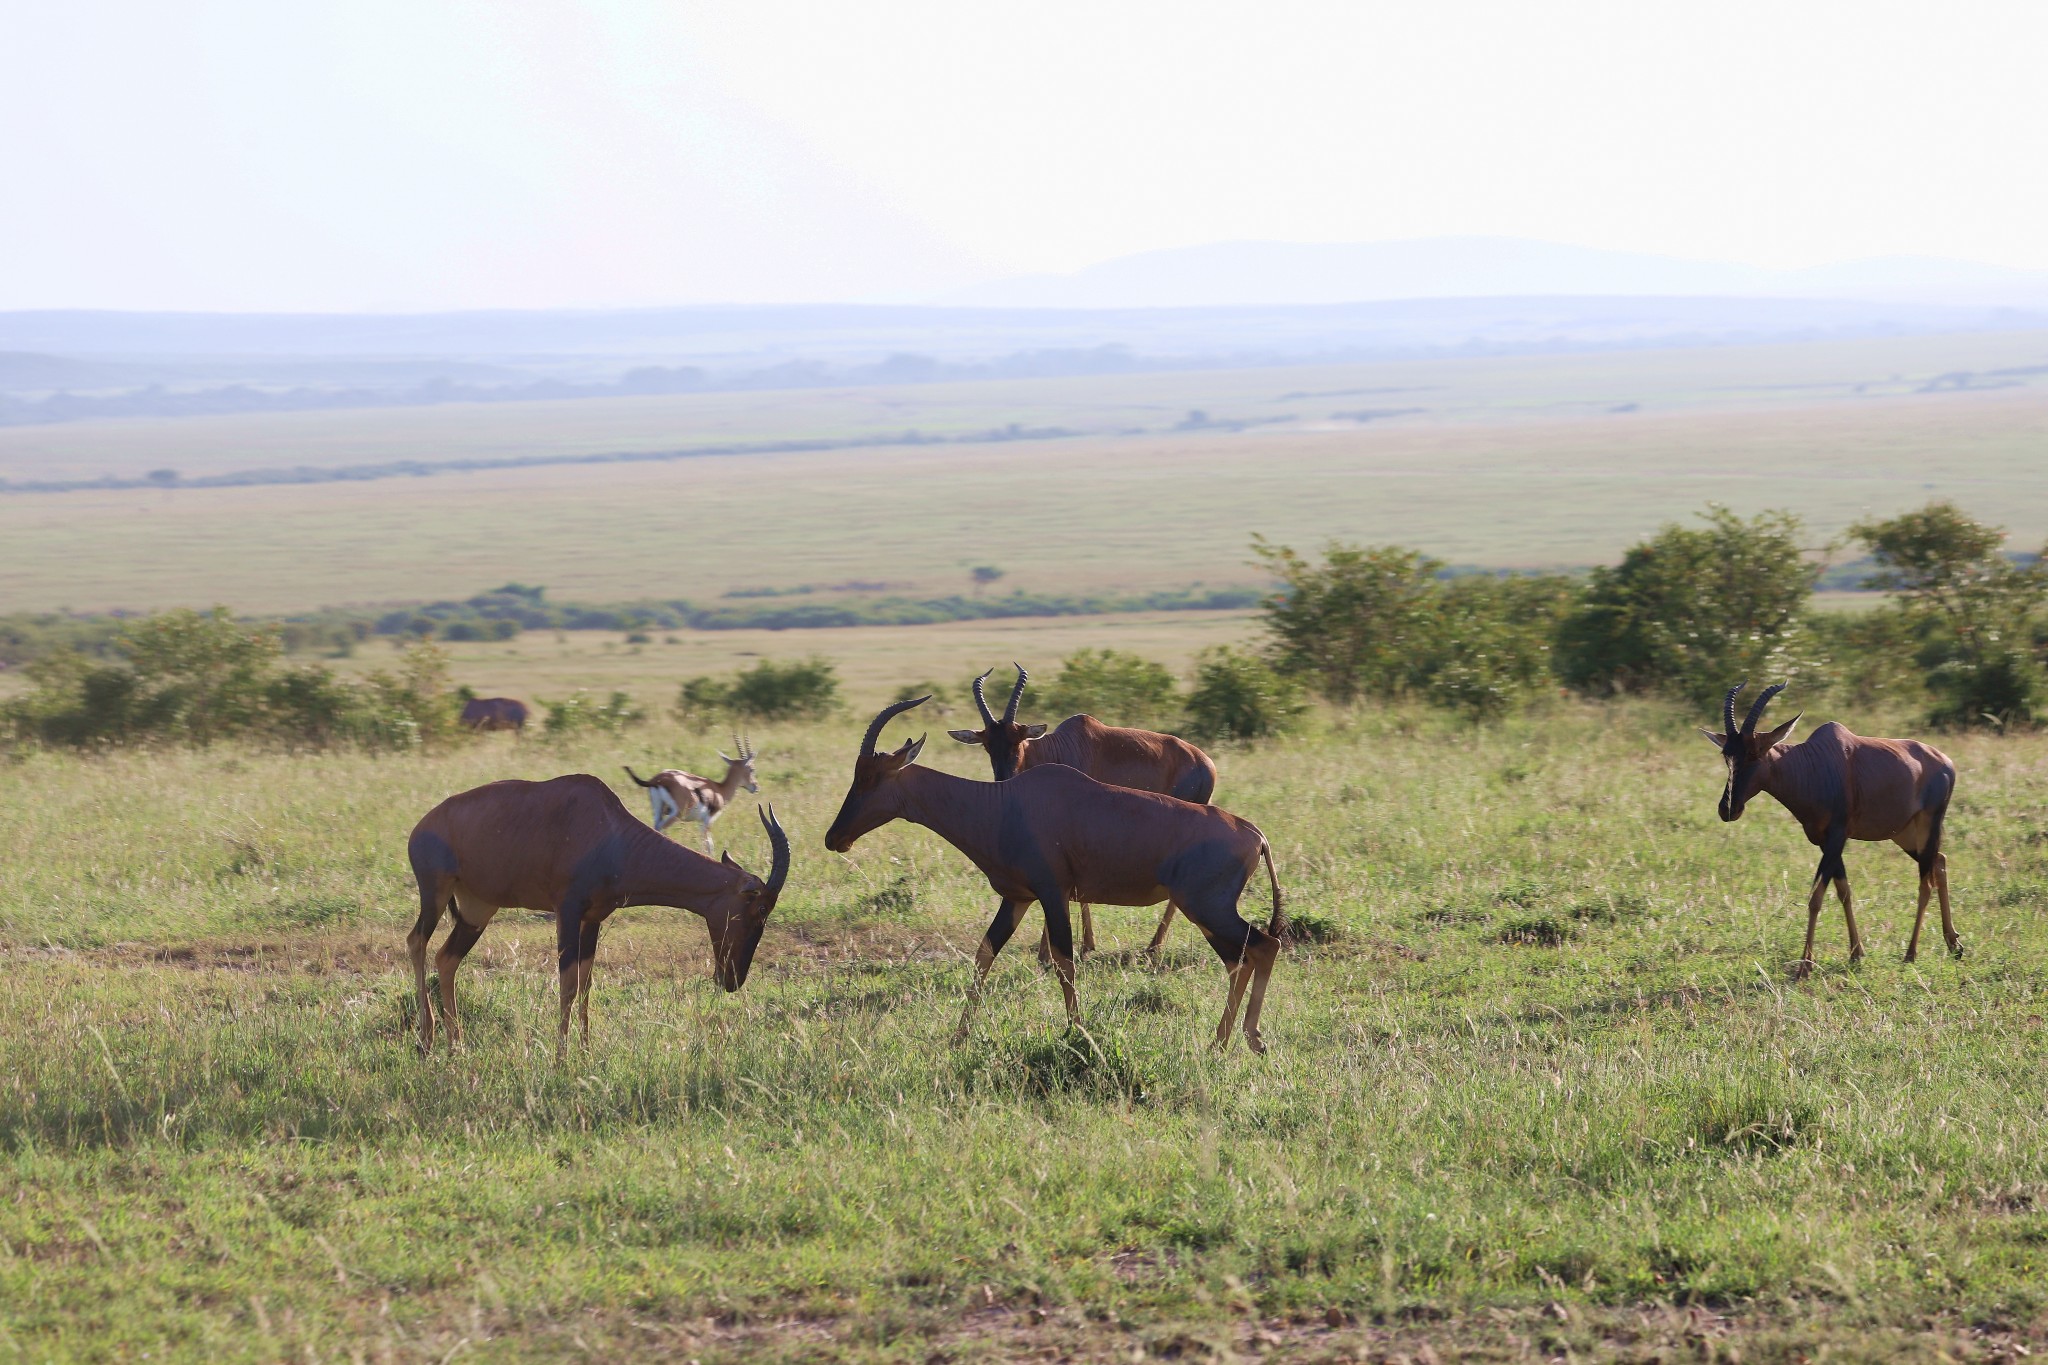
left=949, top=664, right=1219, bottom=957
left=624, top=735, right=759, bottom=850
left=826, top=695, right=1284, bottom=1052
left=406, top=775, right=790, bottom=1055
left=1705, top=682, right=1960, bottom=978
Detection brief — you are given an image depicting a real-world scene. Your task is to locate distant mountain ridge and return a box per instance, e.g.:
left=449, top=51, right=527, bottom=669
left=948, top=237, right=2048, bottom=310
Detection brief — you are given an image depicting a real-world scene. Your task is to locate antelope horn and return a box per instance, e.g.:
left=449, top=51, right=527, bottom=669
left=1003, top=662, right=1028, bottom=723
left=1740, top=682, right=1787, bottom=737
left=971, top=667, right=997, bottom=727
left=1722, top=683, right=1744, bottom=743
left=859, top=694, right=930, bottom=756
left=759, top=804, right=791, bottom=899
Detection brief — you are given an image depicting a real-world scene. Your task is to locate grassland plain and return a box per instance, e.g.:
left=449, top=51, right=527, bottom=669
left=3, top=331, right=2048, bottom=614
left=3, top=689, right=2047, bottom=1361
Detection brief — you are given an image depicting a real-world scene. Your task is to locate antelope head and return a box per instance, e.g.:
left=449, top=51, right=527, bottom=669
left=718, top=733, right=760, bottom=793
left=946, top=664, right=1045, bottom=780
left=705, top=805, right=791, bottom=991
left=825, top=695, right=930, bottom=852
left=1701, top=682, right=1801, bottom=822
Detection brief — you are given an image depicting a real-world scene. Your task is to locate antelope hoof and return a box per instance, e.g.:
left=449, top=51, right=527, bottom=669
left=1903, top=947, right=1919, bottom=964
left=1244, top=1030, right=1267, bottom=1056
left=1788, top=959, right=1814, bottom=982
left=1949, top=938, right=1966, bottom=960
left=1848, top=949, right=1864, bottom=966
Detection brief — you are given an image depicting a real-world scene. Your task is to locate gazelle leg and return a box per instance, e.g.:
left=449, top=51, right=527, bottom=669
left=1238, top=932, right=1280, bottom=1055
left=1147, top=902, right=1178, bottom=957
left=1833, top=878, right=1863, bottom=963
left=434, top=915, right=486, bottom=1047
left=407, top=891, right=445, bottom=1054
left=1936, top=853, right=1961, bottom=955
left=956, top=900, right=1026, bottom=1040
left=700, top=814, right=714, bottom=854
left=1040, top=895, right=1081, bottom=1025
left=1794, top=874, right=1826, bottom=980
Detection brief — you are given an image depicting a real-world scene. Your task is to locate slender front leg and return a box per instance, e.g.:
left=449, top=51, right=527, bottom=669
left=407, top=892, right=444, bottom=1054
left=956, top=900, right=1027, bottom=1040
left=1935, top=853, right=1961, bottom=956
left=1793, top=873, right=1826, bottom=980
left=700, top=814, right=715, bottom=854
left=1040, top=894, right=1081, bottom=1025
left=1832, top=877, right=1863, bottom=963
left=556, top=904, right=599, bottom=1060
left=1078, top=902, right=1097, bottom=957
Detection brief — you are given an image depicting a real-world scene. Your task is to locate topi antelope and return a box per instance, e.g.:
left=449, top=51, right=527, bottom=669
left=949, top=664, right=1219, bottom=958
left=460, top=697, right=529, bottom=732
left=406, top=776, right=790, bottom=1055
left=624, top=735, right=759, bottom=850
left=1705, top=682, right=1960, bottom=978
left=826, top=695, right=1284, bottom=1052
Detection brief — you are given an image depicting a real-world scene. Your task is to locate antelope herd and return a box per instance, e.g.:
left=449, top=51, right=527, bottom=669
left=406, top=670, right=1965, bottom=1055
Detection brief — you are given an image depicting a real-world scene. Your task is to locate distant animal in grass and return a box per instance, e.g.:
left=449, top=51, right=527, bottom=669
left=949, top=663, right=1218, bottom=959
left=827, top=695, right=1284, bottom=1053
left=406, top=776, right=789, bottom=1056
left=624, top=735, right=759, bottom=851
left=459, top=696, right=529, bottom=732
left=1705, top=682, right=1960, bottom=978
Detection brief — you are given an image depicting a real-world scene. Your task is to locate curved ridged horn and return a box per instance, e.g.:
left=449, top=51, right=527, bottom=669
left=860, top=694, right=930, bottom=756
left=759, top=804, right=791, bottom=899
left=1003, top=663, right=1028, bottom=723
left=1740, top=682, right=1787, bottom=737
left=1722, top=682, right=1744, bottom=742
left=971, top=667, right=997, bottom=727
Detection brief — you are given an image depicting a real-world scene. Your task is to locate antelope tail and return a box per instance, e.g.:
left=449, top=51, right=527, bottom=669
left=1261, top=841, right=1286, bottom=939
left=623, top=766, right=657, bottom=788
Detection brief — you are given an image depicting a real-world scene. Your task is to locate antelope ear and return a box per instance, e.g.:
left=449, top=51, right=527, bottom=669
left=1758, top=713, right=1802, bottom=747
left=720, top=850, right=738, bottom=869
left=947, top=729, right=984, bottom=744
left=1023, top=723, right=1048, bottom=739
left=718, top=751, right=733, bottom=762
left=1698, top=729, right=1729, bottom=749
left=902, top=733, right=927, bottom=764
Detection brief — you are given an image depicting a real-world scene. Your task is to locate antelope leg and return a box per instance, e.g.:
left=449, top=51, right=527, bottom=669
left=1936, top=853, right=1962, bottom=956
left=434, top=914, right=486, bottom=1047
left=1239, top=933, right=1279, bottom=1056
left=1832, top=877, right=1862, bottom=963
left=1793, top=874, right=1826, bottom=980
left=956, top=900, right=1025, bottom=1040
left=1041, top=895, right=1081, bottom=1025
left=1906, top=869, right=1932, bottom=963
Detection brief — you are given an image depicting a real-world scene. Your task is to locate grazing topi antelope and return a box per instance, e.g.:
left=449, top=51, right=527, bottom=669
left=624, top=735, right=759, bottom=850
left=949, top=664, right=1219, bottom=957
left=460, top=696, right=529, bottom=732
left=1705, top=682, right=1960, bottom=978
left=826, top=695, right=1284, bottom=1052
left=406, top=776, right=790, bottom=1055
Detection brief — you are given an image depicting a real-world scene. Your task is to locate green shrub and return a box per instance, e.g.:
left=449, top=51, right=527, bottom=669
left=675, top=657, right=839, bottom=726
left=1555, top=507, right=1817, bottom=706
left=1420, top=575, right=1577, bottom=717
left=1254, top=536, right=1438, bottom=703
left=542, top=690, right=646, bottom=736
left=1184, top=647, right=1304, bottom=742
left=1039, top=649, right=1178, bottom=726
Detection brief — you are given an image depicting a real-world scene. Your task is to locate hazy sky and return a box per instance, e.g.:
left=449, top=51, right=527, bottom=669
left=6, top=0, right=2045, bottom=311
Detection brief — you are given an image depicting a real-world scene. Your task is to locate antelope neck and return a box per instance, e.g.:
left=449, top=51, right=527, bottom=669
left=616, top=826, right=738, bottom=913
left=888, top=765, right=1004, bottom=850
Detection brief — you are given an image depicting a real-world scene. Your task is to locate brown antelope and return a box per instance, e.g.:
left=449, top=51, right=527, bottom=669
left=826, top=695, right=1284, bottom=1052
left=1705, top=682, right=1960, bottom=978
left=406, top=776, right=790, bottom=1055
left=948, top=664, right=1219, bottom=958
left=624, top=735, right=758, bottom=850
left=460, top=697, right=529, bottom=732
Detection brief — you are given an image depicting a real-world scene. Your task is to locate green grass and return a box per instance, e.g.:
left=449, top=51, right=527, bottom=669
left=4, top=331, right=2048, bottom=614
left=4, top=696, right=2047, bottom=1359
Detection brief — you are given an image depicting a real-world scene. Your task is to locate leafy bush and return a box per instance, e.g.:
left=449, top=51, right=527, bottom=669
left=1254, top=537, right=1438, bottom=703
left=1555, top=507, right=1817, bottom=706
left=1039, top=649, right=1178, bottom=726
left=1184, top=647, right=1305, bottom=742
left=675, top=657, right=840, bottom=726
left=1850, top=502, right=2048, bottom=728
left=1420, top=575, right=1577, bottom=717
left=541, top=690, right=646, bottom=736
left=1, top=612, right=461, bottom=752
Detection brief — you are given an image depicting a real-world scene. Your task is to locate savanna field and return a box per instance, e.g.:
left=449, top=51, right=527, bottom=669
left=5, top=693, right=2047, bottom=1362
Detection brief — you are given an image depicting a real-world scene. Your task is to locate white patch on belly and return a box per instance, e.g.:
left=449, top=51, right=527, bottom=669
left=649, top=787, right=681, bottom=830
